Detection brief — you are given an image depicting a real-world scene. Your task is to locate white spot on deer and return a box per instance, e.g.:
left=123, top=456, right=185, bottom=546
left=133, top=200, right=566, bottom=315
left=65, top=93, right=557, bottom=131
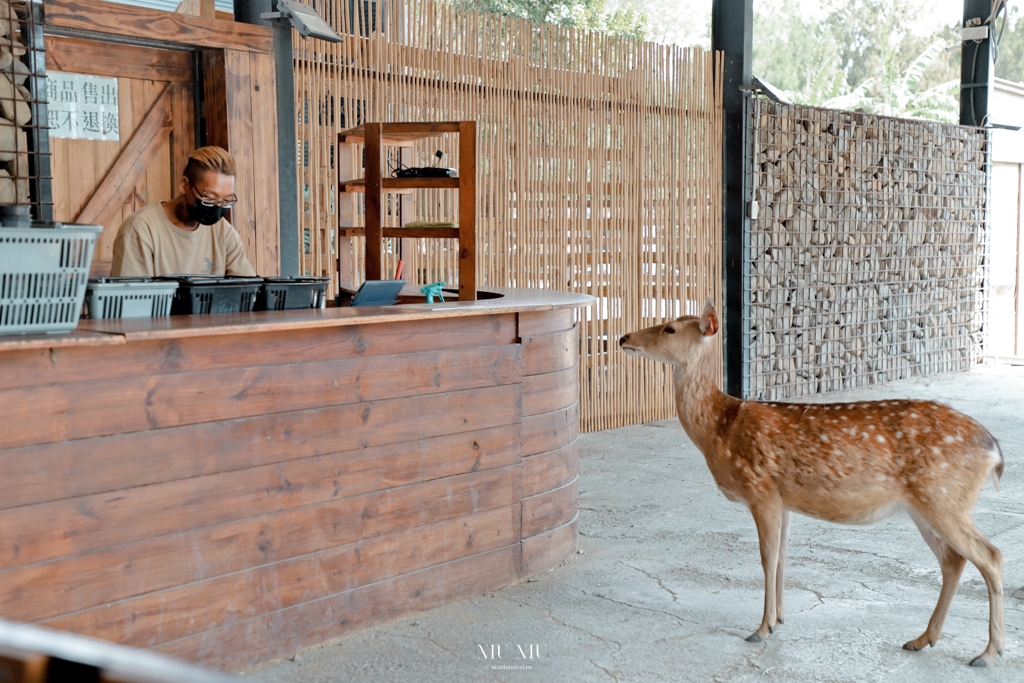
left=910, top=412, right=919, bottom=419
left=769, top=403, right=777, bottom=408
left=868, top=425, right=875, bottom=430
left=841, top=415, right=848, bottom=421
left=820, top=433, right=830, bottom=442
left=943, top=435, right=955, bottom=444
left=895, top=431, right=903, bottom=439
left=861, top=432, right=869, bottom=439
left=914, top=448, right=922, bottom=455
left=941, top=487, right=948, bottom=494
left=876, top=435, right=886, bottom=443
left=923, top=426, right=931, bottom=433
left=932, top=447, right=941, bottom=456
left=879, top=402, right=888, bottom=407
left=833, top=449, right=843, bottom=456
left=909, top=428, right=918, bottom=437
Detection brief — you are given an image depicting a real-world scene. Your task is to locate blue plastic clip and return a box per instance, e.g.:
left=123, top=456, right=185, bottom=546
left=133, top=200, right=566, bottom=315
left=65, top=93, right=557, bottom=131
left=421, top=281, right=446, bottom=304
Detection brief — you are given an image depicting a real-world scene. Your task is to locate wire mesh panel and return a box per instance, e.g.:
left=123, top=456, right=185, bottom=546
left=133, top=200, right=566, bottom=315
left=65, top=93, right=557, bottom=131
left=294, top=0, right=724, bottom=432
left=743, top=96, right=989, bottom=401
left=0, top=0, right=50, bottom=219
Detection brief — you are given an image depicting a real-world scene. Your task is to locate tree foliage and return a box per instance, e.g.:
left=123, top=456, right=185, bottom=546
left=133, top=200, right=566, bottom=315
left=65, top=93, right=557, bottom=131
left=449, top=0, right=648, bottom=38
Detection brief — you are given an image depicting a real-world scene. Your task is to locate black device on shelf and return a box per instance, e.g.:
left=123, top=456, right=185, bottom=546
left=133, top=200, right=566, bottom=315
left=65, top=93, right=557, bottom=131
left=393, top=167, right=458, bottom=178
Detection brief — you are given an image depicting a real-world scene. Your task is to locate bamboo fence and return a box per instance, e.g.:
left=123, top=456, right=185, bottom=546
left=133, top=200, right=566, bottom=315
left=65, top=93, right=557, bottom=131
left=293, top=0, right=723, bottom=432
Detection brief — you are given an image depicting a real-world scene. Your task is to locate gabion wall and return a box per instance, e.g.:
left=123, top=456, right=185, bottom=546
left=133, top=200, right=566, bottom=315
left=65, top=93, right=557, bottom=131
left=743, top=98, right=989, bottom=401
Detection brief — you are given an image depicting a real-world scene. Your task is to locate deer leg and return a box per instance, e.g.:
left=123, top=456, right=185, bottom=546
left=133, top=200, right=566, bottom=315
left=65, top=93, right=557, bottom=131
left=913, top=509, right=1003, bottom=666
left=903, top=510, right=966, bottom=652
left=776, top=509, right=791, bottom=625
left=747, top=504, right=783, bottom=643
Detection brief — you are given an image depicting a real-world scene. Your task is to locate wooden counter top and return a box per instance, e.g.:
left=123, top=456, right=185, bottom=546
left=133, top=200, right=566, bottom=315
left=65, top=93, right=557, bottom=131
left=0, top=287, right=593, bottom=350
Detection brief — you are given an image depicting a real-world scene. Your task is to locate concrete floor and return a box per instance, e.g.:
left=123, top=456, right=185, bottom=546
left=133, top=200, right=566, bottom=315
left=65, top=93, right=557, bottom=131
left=245, top=364, right=1024, bottom=683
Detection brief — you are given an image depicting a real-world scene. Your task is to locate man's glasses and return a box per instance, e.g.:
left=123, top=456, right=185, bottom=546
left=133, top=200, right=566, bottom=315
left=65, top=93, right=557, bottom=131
left=190, top=181, right=237, bottom=208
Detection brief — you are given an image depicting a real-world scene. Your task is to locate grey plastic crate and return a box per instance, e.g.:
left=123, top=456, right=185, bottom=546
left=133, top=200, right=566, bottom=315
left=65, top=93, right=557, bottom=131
left=0, top=223, right=103, bottom=335
left=84, top=278, right=180, bottom=319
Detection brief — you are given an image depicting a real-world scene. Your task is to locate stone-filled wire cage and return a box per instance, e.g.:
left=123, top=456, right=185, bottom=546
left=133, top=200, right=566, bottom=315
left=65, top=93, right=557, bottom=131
left=742, top=95, right=990, bottom=401
left=0, top=0, right=49, bottom=218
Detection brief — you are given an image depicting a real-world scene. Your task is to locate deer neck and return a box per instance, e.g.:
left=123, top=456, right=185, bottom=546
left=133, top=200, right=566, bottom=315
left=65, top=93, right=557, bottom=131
left=672, top=359, right=739, bottom=454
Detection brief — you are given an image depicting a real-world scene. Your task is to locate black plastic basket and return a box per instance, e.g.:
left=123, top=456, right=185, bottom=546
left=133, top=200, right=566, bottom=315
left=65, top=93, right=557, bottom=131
left=157, top=276, right=263, bottom=315
left=257, top=277, right=330, bottom=311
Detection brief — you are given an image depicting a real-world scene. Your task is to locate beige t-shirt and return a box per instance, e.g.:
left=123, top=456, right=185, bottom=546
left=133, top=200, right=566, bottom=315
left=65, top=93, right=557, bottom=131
left=110, top=203, right=256, bottom=277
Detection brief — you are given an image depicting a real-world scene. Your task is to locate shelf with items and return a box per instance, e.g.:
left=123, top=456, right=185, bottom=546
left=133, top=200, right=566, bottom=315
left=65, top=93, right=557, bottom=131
left=336, top=120, right=476, bottom=301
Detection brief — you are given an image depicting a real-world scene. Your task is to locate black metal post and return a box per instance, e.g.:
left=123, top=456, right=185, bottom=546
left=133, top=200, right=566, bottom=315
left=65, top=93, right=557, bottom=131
left=23, top=0, right=52, bottom=221
left=235, top=0, right=301, bottom=276
left=960, top=0, right=993, bottom=126
left=712, top=0, right=753, bottom=398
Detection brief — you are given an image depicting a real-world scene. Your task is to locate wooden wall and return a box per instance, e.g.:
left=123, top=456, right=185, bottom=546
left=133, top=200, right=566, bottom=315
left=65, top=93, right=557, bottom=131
left=43, top=0, right=282, bottom=276
left=0, top=309, right=579, bottom=671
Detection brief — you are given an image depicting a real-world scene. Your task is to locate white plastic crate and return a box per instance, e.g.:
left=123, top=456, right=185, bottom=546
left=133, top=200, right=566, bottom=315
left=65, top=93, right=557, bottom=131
left=84, top=278, right=179, bottom=319
left=0, top=224, right=102, bottom=335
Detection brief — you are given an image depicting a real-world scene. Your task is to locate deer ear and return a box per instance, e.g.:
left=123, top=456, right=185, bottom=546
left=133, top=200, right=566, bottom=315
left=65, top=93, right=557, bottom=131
left=700, top=299, right=719, bottom=336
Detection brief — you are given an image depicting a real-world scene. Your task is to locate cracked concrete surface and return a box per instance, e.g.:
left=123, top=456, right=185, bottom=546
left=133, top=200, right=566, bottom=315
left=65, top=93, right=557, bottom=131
left=245, top=365, right=1024, bottom=682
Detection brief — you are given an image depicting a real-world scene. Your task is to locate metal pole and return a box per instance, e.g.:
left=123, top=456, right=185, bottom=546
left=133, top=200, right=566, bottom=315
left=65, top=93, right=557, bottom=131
left=235, top=0, right=301, bottom=276
left=960, top=0, right=994, bottom=127
left=712, top=0, right=753, bottom=398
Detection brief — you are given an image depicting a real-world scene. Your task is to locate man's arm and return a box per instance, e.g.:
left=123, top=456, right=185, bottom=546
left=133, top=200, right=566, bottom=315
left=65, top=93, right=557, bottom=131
left=110, top=222, right=155, bottom=277
left=222, top=222, right=257, bottom=276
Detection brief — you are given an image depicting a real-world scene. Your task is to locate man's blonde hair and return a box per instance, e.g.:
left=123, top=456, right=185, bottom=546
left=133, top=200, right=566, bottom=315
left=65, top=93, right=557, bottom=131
left=184, top=146, right=236, bottom=185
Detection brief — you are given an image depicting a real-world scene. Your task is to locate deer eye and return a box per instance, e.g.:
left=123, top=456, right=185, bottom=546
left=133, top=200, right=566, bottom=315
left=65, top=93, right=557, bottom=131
left=664, top=326, right=675, bottom=334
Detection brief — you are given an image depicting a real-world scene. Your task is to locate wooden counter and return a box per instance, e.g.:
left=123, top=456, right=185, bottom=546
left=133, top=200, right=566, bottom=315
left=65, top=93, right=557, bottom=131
left=0, top=288, right=591, bottom=671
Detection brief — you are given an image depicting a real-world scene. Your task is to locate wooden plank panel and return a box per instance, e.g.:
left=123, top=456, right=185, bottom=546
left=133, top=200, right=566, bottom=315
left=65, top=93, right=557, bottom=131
left=0, top=315, right=517, bottom=392
left=0, top=406, right=519, bottom=512
left=0, top=444, right=520, bottom=577
left=44, top=36, right=193, bottom=82
left=0, top=345, right=522, bottom=450
left=170, top=81, right=196, bottom=188
left=201, top=50, right=228, bottom=150
left=521, top=326, right=577, bottom=376
left=1, top=465, right=520, bottom=621
left=521, top=401, right=579, bottom=457
left=40, top=505, right=520, bottom=648
left=522, top=365, right=579, bottom=417
left=45, top=0, right=274, bottom=53
left=155, top=546, right=521, bottom=670
left=522, top=476, right=578, bottom=538
left=521, top=440, right=578, bottom=499
left=249, top=51, right=281, bottom=276
left=518, top=309, right=575, bottom=338
left=224, top=49, right=257, bottom=269
left=521, top=514, right=578, bottom=579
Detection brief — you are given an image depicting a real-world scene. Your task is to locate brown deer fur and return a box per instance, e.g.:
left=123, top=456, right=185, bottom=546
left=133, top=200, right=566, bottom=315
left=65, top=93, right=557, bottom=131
left=619, top=300, right=1004, bottom=666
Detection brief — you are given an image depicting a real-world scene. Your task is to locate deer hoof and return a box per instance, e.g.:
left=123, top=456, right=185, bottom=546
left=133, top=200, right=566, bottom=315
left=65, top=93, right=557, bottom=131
left=746, top=633, right=764, bottom=643
left=969, top=657, right=988, bottom=668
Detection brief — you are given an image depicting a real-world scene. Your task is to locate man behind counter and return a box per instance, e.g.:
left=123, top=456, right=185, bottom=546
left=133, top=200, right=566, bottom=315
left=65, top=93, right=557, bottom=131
left=111, top=146, right=257, bottom=277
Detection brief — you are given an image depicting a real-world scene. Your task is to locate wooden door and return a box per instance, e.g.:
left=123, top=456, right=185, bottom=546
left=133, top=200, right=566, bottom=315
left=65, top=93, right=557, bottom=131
left=45, top=36, right=196, bottom=276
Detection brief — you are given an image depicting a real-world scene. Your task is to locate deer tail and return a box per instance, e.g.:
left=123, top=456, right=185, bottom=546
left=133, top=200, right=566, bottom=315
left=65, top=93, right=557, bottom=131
left=985, top=433, right=1004, bottom=492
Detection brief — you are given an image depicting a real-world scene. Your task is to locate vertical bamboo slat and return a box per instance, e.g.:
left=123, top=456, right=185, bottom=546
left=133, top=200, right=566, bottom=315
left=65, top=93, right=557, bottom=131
left=293, top=1, right=723, bottom=432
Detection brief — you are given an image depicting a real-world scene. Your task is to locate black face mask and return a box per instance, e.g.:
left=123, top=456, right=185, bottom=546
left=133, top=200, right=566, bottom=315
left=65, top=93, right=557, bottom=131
left=186, top=200, right=230, bottom=226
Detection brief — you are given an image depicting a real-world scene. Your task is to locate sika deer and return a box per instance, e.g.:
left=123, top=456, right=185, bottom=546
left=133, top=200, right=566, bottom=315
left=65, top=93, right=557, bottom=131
left=618, top=300, right=1005, bottom=666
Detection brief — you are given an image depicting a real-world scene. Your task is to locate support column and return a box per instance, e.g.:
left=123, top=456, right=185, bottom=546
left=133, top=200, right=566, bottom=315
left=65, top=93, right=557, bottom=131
left=961, top=0, right=994, bottom=127
left=235, top=0, right=300, bottom=276
left=712, top=0, right=753, bottom=397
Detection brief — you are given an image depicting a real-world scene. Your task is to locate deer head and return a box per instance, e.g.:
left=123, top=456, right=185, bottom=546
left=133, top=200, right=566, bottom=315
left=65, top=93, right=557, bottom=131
left=618, top=298, right=719, bottom=373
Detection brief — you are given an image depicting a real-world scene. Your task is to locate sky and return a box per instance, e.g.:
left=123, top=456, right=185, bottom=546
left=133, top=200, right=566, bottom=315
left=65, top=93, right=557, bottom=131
left=624, top=0, right=1024, bottom=49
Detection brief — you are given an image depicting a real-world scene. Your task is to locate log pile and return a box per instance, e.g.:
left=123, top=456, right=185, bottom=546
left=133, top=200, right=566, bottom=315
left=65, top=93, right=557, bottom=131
left=0, top=0, right=31, bottom=204
left=745, top=101, right=989, bottom=401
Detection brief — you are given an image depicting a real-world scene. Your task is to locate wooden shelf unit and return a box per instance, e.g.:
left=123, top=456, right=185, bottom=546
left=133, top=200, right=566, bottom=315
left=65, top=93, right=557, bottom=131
left=337, top=121, right=477, bottom=301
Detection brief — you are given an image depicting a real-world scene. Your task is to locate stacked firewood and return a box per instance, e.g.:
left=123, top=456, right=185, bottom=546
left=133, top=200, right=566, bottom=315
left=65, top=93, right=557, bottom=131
left=0, top=0, right=30, bottom=204
left=745, top=101, right=989, bottom=400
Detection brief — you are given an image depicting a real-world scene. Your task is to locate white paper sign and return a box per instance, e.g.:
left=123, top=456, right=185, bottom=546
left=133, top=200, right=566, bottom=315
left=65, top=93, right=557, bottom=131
left=45, top=73, right=119, bottom=141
